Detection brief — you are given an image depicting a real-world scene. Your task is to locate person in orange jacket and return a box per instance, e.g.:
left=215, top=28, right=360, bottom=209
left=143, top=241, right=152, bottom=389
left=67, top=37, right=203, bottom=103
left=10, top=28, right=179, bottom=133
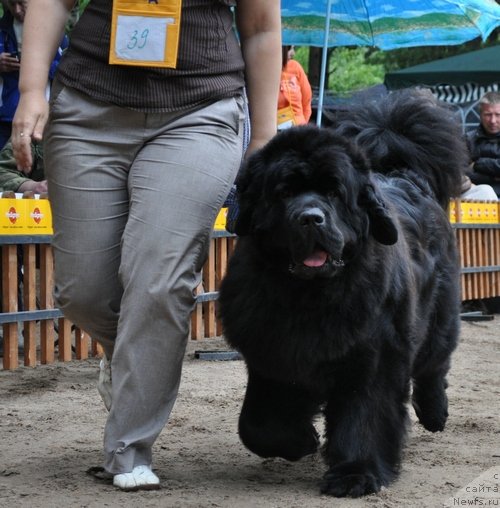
left=277, top=45, right=312, bottom=129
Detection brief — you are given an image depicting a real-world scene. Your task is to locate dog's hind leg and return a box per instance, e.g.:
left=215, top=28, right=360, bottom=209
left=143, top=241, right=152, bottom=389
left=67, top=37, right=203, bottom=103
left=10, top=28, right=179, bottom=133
left=412, top=337, right=455, bottom=432
left=411, top=311, right=459, bottom=433
left=238, top=367, right=321, bottom=462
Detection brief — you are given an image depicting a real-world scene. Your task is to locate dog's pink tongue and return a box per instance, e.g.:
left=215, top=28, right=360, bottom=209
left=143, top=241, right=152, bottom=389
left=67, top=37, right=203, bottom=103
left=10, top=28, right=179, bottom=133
left=303, top=250, right=328, bottom=267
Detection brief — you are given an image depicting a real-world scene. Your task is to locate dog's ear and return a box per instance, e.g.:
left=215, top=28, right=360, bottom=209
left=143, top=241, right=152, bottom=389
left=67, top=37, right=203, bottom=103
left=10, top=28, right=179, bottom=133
left=359, top=183, right=398, bottom=245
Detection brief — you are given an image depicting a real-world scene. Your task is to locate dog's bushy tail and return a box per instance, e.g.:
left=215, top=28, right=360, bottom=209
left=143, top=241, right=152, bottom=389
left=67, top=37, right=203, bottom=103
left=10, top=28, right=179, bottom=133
left=332, top=89, right=468, bottom=208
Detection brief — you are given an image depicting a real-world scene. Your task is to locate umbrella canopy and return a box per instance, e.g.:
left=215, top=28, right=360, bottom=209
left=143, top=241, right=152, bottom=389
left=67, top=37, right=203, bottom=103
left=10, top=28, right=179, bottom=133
left=281, top=0, right=500, bottom=50
left=385, top=44, right=500, bottom=88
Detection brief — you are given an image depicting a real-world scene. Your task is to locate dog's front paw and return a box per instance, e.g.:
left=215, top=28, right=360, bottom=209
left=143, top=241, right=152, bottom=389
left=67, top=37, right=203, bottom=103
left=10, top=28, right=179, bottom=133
left=239, top=417, right=319, bottom=461
left=320, top=464, right=383, bottom=498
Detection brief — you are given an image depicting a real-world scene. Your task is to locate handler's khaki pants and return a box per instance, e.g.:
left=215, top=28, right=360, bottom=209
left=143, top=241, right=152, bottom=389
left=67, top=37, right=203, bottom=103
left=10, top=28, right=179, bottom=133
left=45, top=83, right=244, bottom=474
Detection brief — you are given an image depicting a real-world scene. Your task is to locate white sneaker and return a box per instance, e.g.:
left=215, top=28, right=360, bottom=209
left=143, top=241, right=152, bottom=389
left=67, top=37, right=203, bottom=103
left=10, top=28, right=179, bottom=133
left=97, top=354, right=112, bottom=411
left=113, top=465, right=160, bottom=491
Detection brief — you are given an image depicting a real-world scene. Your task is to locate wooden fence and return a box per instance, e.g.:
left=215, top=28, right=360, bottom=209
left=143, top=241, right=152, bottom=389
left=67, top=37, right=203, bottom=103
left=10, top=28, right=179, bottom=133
left=1, top=201, right=499, bottom=371
left=451, top=198, right=500, bottom=301
left=1, top=235, right=98, bottom=371
left=455, top=224, right=500, bottom=301
left=191, top=231, right=237, bottom=340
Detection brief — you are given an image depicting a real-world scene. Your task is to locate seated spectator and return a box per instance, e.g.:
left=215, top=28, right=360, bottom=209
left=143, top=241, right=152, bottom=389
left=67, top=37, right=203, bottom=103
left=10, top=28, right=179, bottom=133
left=465, top=91, right=500, bottom=314
left=0, top=137, right=46, bottom=357
left=467, top=91, right=500, bottom=197
left=0, top=137, right=46, bottom=193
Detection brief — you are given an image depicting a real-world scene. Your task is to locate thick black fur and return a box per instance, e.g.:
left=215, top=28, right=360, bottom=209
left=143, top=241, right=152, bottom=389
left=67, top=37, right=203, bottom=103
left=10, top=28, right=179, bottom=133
left=218, top=90, right=468, bottom=497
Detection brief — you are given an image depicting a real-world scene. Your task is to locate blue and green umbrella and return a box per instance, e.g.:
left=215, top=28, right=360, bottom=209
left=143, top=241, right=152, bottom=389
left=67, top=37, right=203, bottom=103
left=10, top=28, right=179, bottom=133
left=281, top=0, right=500, bottom=50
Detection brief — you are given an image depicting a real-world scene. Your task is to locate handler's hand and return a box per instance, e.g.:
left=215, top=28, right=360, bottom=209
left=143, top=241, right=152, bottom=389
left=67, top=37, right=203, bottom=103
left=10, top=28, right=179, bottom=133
left=12, top=91, right=49, bottom=174
left=245, top=136, right=273, bottom=158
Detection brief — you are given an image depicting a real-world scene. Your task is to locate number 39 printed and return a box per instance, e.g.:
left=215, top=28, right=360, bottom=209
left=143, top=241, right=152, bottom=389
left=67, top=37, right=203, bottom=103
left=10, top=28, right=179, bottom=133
left=115, top=16, right=173, bottom=62
left=127, top=29, right=150, bottom=50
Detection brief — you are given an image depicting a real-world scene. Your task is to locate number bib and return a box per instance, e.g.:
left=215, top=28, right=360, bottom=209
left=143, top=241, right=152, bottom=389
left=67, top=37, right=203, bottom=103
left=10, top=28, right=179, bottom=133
left=277, top=105, right=296, bottom=130
left=110, top=0, right=182, bottom=68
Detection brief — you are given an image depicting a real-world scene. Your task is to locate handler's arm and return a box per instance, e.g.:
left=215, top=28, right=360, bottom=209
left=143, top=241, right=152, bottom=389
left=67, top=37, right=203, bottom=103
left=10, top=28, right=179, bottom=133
left=12, top=0, right=73, bottom=173
left=235, top=0, right=281, bottom=156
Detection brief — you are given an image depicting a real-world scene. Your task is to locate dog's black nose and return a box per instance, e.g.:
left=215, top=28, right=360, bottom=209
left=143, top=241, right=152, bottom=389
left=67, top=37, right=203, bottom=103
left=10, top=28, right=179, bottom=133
left=299, top=208, right=325, bottom=227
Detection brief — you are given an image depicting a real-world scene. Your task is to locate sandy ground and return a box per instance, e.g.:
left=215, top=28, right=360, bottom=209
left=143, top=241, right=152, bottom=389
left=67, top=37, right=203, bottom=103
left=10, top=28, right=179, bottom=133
left=0, top=317, right=499, bottom=508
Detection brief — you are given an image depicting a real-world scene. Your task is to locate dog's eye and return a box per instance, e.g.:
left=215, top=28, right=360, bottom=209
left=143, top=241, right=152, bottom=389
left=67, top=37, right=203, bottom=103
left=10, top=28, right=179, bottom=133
left=277, top=189, right=293, bottom=199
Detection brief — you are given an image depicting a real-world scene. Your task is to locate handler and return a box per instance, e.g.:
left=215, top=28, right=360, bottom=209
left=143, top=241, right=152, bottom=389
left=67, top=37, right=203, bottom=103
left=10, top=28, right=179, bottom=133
left=12, top=0, right=281, bottom=491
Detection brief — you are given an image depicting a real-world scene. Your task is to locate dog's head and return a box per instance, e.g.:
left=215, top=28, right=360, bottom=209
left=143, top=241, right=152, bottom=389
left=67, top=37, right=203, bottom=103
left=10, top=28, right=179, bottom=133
left=234, top=126, right=398, bottom=279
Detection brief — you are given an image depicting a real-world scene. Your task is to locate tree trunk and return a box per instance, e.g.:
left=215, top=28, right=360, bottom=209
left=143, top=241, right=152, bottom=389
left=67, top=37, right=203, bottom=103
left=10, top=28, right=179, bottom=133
left=308, top=47, right=323, bottom=89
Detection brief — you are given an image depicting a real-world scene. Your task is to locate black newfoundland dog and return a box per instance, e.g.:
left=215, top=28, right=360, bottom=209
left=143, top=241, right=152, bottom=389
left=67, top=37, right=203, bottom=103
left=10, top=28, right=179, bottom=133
left=218, top=89, right=469, bottom=497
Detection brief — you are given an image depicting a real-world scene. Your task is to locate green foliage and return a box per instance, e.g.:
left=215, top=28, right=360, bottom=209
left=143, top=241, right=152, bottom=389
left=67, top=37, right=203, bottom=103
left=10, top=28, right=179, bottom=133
left=294, top=46, right=310, bottom=70
left=328, top=48, right=385, bottom=95
left=293, top=46, right=385, bottom=95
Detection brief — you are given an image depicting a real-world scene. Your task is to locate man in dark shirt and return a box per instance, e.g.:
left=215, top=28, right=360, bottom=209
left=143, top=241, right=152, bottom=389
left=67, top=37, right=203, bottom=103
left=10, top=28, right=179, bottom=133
left=467, top=91, right=500, bottom=197
left=465, top=91, right=500, bottom=314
